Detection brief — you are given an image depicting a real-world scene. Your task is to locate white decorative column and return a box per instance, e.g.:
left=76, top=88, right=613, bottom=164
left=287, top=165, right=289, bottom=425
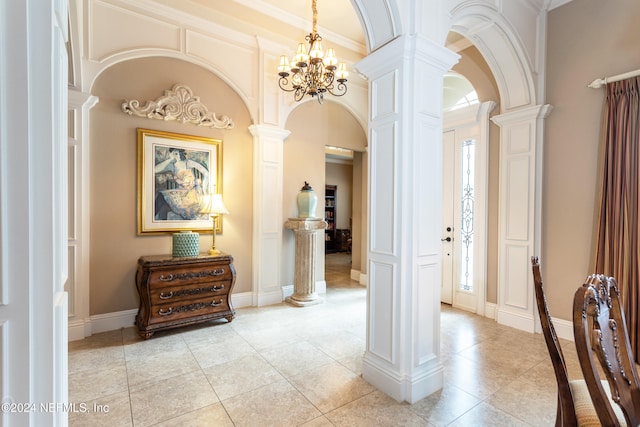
left=355, top=35, right=459, bottom=403
left=491, top=104, right=552, bottom=333
left=284, top=218, right=327, bottom=306
left=1, top=0, right=69, bottom=423
left=68, top=90, right=99, bottom=341
left=249, top=124, right=290, bottom=306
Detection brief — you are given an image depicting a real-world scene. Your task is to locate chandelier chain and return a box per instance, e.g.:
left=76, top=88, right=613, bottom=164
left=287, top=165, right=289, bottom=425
left=312, top=0, right=318, bottom=36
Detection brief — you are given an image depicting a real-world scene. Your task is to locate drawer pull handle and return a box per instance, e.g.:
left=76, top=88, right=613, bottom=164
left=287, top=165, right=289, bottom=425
left=157, top=299, right=225, bottom=317
left=156, top=284, right=226, bottom=300
left=159, top=269, right=225, bottom=282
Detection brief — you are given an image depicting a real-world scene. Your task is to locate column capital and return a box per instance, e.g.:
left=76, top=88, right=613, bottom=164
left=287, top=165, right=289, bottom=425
left=68, top=89, right=99, bottom=110
left=248, top=124, right=291, bottom=141
left=284, top=218, right=328, bottom=231
left=491, top=104, right=553, bottom=127
left=355, top=34, right=460, bottom=79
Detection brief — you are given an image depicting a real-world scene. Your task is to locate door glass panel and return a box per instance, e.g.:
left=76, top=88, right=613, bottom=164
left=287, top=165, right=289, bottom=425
left=459, top=139, right=475, bottom=291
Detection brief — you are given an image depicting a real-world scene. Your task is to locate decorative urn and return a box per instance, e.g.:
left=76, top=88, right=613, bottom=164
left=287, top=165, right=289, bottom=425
left=297, top=181, right=318, bottom=218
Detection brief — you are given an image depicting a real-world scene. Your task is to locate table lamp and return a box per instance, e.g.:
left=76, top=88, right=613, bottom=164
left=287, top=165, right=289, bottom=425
left=202, top=193, right=229, bottom=255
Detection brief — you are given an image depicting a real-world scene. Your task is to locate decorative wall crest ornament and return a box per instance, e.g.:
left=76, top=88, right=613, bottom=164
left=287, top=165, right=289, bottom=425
left=121, top=84, right=234, bottom=129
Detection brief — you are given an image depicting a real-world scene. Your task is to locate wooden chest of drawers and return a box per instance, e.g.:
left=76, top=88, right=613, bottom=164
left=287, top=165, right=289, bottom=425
left=135, top=253, right=236, bottom=339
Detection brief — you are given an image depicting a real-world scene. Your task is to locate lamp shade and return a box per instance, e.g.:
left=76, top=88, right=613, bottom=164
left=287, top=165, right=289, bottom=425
left=201, top=193, right=229, bottom=215
left=210, top=194, right=229, bottom=215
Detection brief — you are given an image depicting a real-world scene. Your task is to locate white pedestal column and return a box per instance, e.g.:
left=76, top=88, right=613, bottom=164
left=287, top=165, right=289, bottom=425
left=284, top=218, right=327, bottom=307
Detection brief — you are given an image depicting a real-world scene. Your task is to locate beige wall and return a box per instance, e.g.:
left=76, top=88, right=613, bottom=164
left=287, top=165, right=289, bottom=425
left=90, top=57, right=253, bottom=315
left=544, top=0, right=640, bottom=320
left=282, top=101, right=367, bottom=286
left=351, top=152, right=366, bottom=273
left=451, top=45, right=501, bottom=304
left=326, top=162, right=353, bottom=231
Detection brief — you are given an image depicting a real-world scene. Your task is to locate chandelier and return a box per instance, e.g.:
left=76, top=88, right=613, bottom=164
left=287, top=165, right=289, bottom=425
left=277, top=0, right=348, bottom=104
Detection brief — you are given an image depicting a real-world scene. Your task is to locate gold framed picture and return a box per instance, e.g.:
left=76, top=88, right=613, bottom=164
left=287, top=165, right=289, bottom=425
left=137, top=128, right=222, bottom=234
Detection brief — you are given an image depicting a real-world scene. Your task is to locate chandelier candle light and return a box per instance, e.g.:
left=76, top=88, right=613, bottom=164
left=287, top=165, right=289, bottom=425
left=277, top=0, right=348, bottom=103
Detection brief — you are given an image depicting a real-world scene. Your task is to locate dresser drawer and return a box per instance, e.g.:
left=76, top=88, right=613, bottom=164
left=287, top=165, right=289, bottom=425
left=148, top=298, right=231, bottom=324
left=150, top=280, right=230, bottom=305
left=148, top=264, right=232, bottom=289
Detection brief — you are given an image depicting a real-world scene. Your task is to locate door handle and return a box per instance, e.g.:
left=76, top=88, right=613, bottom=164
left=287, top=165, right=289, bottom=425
left=441, top=237, right=452, bottom=242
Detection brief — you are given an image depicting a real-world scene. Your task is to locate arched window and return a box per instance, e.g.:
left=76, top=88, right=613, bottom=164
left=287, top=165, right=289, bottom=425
left=443, top=72, right=479, bottom=112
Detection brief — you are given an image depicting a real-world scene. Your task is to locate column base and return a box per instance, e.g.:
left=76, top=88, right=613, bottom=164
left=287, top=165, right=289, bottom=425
left=285, top=296, right=324, bottom=307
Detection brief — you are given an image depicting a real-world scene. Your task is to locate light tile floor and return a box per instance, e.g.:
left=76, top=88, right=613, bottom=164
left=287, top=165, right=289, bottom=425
left=68, top=253, right=572, bottom=426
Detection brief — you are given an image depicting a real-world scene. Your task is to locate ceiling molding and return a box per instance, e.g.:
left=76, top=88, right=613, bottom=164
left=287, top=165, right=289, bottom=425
left=231, top=0, right=366, bottom=54
left=546, top=0, right=574, bottom=11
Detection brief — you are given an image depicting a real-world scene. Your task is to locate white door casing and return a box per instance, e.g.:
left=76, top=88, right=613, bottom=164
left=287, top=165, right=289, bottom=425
left=441, top=129, right=455, bottom=305
left=442, top=101, right=495, bottom=315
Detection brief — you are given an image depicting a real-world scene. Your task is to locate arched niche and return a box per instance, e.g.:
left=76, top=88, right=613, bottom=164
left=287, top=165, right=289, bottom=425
left=86, top=51, right=257, bottom=123
left=82, top=57, right=254, bottom=320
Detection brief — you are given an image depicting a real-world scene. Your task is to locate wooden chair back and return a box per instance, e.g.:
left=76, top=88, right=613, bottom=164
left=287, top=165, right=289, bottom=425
left=532, top=256, right=578, bottom=426
left=573, top=273, right=640, bottom=426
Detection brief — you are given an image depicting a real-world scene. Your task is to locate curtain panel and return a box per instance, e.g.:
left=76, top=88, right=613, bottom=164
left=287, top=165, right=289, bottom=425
left=594, top=77, right=640, bottom=362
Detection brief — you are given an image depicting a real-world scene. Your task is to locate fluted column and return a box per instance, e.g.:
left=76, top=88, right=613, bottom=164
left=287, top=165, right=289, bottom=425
left=284, top=218, right=327, bottom=306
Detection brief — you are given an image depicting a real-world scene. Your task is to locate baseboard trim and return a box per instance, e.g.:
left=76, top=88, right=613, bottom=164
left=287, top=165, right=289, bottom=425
left=282, top=285, right=293, bottom=299
left=551, top=316, right=574, bottom=342
left=68, top=318, right=91, bottom=342
left=90, top=309, right=138, bottom=335
left=68, top=291, right=257, bottom=341
left=362, top=353, right=444, bottom=403
left=255, top=289, right=285, bottom=306
left=350, top=269, right=368, bottom=286
left=282, top=281, right=326, bottom=300
left=232, top=291, right=253, bottom=308
left=484, top=302, right=497, bottom=320
left=497, top=308, right=535, bottom=333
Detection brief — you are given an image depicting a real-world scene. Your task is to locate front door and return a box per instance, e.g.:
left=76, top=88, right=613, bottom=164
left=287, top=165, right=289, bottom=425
left=441, top=102, right=495, bottom=314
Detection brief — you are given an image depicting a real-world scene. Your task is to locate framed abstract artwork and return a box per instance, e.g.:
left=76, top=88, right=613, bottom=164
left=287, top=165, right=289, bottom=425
left=137, top=128, right=222, bottom=234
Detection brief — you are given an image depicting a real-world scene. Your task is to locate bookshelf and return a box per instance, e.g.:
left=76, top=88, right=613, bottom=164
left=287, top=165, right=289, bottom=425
left=325, top=185, right=337, bottom=253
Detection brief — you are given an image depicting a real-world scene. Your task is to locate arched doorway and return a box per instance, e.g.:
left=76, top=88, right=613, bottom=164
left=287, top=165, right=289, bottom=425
left=281, top=101, right=367, bottom=295
left=441, top=72, right=496, bottom=315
